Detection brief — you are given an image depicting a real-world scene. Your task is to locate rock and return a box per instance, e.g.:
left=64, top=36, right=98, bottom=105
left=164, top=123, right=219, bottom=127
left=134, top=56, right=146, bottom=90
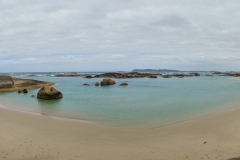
left=23, top=89, right=28, bottom=94
left=119, top=83, right=128, bottom=86
left=95, top=82, right=100, bottom=86
left=55, top=74, right=82, bottom=77
left=148, top=75, right=157, bottom=78
left=31, top=95, right=35, bottom=97
left=0, top=76, right=54, bottom=92
left=224, top=73, right=240, bottom=77
left=94, top=75, right=100, bottom=78
left=0, top=76, right=14, bottom=89
left=84, top=75, right=93, bottom=78
left=37, top=86, right=63, bottom=100
left=100, top=78, right=116, bottom=86
left=189, top=72, right=200, bottom=76
left=18, top=90, right=22, bottom=93
left=96, top=72, right=159, bottom=79
left=162, top=75, right=171, bottom=78
left=212, top=72, right=222, bottom=74
left=83, top=83, right=90, bottom=86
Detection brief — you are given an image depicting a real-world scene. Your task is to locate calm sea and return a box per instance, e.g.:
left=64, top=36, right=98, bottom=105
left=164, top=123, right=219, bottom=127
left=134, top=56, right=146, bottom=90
left=0, top=72, right=240, bottom=128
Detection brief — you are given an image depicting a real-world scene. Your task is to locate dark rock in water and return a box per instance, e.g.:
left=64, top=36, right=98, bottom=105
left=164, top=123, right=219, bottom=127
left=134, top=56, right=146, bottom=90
left=224, top=72, right=240, bottom=77
left=227, top=157, right=240, bottom=160
left=23, top=89, right=28, bottom=94
left=119, top=83, right=128, bottom=86
left=83, top=83, right=90, bottom=86
left=37, top=86, right=63, bottom=100
left=94, top=75, right=100, bottom=78
left=18, top=90, right=22, bottom=93
left=212, top=72, right=222, bottom=74
left=84, top=75, right=93, bottom=78
left=189, top=72, right=200, bottom=76
left=148, top=75, right=157, bottom=78
left=31, top=95, right=35, bottom=97
left=162, top=75, right=171, bottom=78
left=95, top=82, right=100, bottom=86
left=100, top=78, right=116, bottom=86
left=96, top=72, right=160, bottom=79
left=55, top=74, right=82, bottom=77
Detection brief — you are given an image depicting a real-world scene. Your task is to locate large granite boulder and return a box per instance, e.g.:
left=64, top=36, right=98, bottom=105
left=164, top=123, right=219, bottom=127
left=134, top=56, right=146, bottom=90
left=100, top=78, right=116, bottom=86
left=37, top=86, right=63, bottom=100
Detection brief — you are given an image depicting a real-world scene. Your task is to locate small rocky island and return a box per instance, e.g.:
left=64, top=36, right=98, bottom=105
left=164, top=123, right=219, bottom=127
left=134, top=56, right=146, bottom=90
left=0, top=76, right=54, bottom=92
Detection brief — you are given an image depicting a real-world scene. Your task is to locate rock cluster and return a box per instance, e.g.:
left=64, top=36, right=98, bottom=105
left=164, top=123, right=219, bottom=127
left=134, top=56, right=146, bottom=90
left=37, top=86, right=63, bottom=100
left=224, top=73, right=240, bottom=77
left=95, top=72, right=160, bottom=79
left=162, top=75, right=171, bottom=78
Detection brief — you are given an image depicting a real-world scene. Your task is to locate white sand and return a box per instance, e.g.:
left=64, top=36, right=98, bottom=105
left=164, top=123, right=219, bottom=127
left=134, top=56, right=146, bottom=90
left=1, top=105, right=240, bottom=160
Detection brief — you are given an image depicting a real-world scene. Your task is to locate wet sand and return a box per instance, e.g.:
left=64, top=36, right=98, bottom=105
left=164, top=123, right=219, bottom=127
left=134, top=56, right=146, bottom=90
left=1, top=105, right=240, bottom=160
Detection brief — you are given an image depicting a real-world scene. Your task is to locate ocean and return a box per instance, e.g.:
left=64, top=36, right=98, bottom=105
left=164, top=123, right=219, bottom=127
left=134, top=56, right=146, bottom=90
left=0, top=72, right=240, bottom=128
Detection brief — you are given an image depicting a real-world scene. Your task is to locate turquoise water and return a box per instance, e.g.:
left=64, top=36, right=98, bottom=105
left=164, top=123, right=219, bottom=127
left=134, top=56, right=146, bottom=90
left=1, top=76, right=240, bottom=128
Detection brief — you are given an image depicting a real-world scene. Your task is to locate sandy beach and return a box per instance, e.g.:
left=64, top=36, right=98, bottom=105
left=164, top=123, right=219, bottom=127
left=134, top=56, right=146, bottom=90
left=1, top=104, right=240, bottom=160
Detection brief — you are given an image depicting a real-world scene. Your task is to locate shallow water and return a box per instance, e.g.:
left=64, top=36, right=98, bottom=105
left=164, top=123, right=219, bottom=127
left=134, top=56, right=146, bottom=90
left=0, top=75, right=240, bottom=128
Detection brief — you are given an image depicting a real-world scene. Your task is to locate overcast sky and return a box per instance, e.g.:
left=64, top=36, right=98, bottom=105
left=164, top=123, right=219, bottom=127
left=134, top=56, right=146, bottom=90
left=1, top=0, right=240, bottom=72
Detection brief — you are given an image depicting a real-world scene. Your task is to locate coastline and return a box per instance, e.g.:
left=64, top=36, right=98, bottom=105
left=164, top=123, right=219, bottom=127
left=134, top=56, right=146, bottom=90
left=1, top=102, right=240, bottom=159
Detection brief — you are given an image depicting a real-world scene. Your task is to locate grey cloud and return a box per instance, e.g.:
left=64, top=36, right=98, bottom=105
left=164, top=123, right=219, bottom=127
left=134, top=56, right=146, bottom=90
left=1, top=0, right=240, bottom=72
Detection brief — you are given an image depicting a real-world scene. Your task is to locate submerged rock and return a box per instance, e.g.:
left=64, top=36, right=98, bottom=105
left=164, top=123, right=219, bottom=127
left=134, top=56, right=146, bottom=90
left=119, top=83, right=128, bottom=86
left=95, top=82, right=100, bottom=86
left=18, top=90, right=22, bottom=93
left=83, top=83, right=90, bottom=86
left=37, top=86, right=63, bottom=100
left=100, top=78, right=116, bottom=86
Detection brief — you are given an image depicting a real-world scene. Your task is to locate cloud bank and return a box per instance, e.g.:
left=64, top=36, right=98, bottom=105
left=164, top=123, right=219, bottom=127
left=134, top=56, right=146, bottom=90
left=1, top=0, right=240, bottom=72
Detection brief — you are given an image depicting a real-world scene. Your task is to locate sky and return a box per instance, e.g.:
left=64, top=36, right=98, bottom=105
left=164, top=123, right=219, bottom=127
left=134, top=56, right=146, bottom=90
left=1, top=0, right=240, bottom=72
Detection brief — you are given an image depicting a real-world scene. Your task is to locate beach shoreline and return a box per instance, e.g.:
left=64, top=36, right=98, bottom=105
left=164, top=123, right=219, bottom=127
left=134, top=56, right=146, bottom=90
left=1, top=102, right=240, bottom=159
